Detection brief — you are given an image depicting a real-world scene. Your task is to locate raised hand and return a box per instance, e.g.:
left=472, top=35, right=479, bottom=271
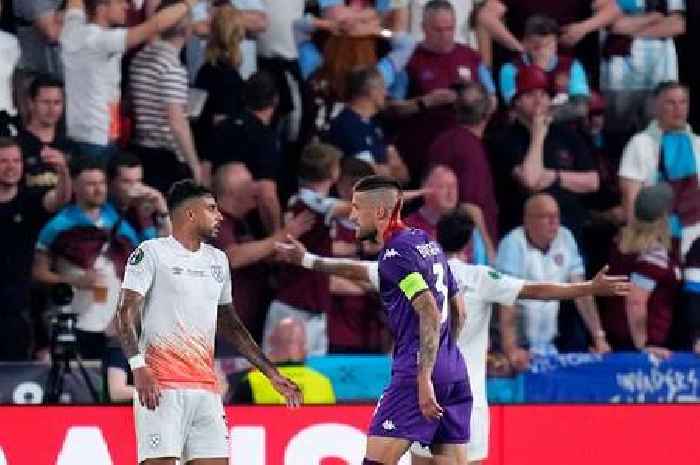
left=591, top=265, right=630, bottom=296
left=274, top=235, right=308, bottom=266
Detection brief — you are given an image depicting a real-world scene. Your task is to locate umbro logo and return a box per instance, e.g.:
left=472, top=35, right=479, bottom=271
left=382, top=420, right=396, bottom=431
left=383, top=249, right=400, bottom=260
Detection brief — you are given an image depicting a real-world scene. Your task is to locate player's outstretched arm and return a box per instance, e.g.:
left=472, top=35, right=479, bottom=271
left=449, top=293, right=466, bottom=341
left=217, top=304, right=302, bottom=407
left=519, top=265, right=630, bottom=300
left=115, top=289, right=161, bottom=410
left=412, top=290, right=444, bottom=421
left=275, top=236, right=374, bottom=283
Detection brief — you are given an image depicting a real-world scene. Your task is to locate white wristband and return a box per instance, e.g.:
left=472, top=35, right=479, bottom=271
left=128, top=354, right=146, bottom=370
left=301, top=252, right=318, bottom=270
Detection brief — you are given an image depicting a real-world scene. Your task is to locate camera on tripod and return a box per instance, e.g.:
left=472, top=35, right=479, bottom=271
left=44, top=283, right=99, bottom=403
left=49, top=283, right=78, bottom=359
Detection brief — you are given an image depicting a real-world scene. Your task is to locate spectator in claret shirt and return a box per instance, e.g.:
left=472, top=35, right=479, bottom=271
left=390, top=0, right=496, bottom=185
left=265, top=143, right=351, bottom=356
left=404, top=164, right=489, bottom=265
left=599, top=183, right=680, bottom=359
left=429, top=79, right=498, bottom=261
left=211, top=162, right=314, bottom=343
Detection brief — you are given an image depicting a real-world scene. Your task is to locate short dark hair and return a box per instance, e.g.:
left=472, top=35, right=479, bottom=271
left=106, top=151, right=142, bottom=180
left=244, top=71, right=279, bottom=111
left=0, top=136, right=18, bottom=151
left=70, top=154, right=106, bottom=178
left=167, top=179, right=213, bottom=211
left=437, top=208, right=474, bottom=253
left=523, top=14, right=559, bottom=38
left=345, top=66, right=383, bottom=101
left=29, top=74, right=64, bottom=100
left=341, top=157, right=375, bottom=182
left=298, top=142, right=342, bottom=183
left=84, top=0, right=109, bottom=17
left=653, top=80, right=689, bottom=98
left=454, top=80, right=491, bottom=125
left=424, top=0, right=455, bottom=20
left=353, top=175, right=402, bottom=194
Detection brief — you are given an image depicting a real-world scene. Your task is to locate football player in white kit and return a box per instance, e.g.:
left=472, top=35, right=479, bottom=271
left=275, top=207, right=628, bottom=465
left=115, top=180, right=301, bottom=465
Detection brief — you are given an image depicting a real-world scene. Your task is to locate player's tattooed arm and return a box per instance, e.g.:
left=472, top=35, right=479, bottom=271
left=412, top=289, right=445, bottom=420
left=115, top=289, right=144, bottom=358
left=217, top=303, right=277, bottom=376
left=449, top=293, right=466, bottom=341
left=217, top=303, right=303, bottom=406
left=413, top=290, right=441, bottom=376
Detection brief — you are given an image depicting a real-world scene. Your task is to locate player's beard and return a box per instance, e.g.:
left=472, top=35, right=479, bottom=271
left=356, top=226, right=378, bottom=242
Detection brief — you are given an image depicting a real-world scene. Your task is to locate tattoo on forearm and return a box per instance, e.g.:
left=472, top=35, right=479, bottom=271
left=413, top=291, right=440, bottom=375
left=217, top=304, right=276, bottom=375
left=115, top=289, right=143, bottom=358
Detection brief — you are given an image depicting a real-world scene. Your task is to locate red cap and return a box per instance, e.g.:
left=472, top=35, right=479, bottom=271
left=513, top=65, right=550, bottom=103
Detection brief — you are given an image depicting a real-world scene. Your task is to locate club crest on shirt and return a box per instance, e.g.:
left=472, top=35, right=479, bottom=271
left=211, top=264, right=225, bottom=283
left=128, top=248, right=144, bottom=265
left=553, top=253, right=564, bottom=266
left=488, top=270, right=501, bottom=280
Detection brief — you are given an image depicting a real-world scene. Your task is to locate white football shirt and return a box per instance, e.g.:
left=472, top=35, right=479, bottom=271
left=448, top=258, right=523, bottom=407
left=122, top=236, right=232, bottom=393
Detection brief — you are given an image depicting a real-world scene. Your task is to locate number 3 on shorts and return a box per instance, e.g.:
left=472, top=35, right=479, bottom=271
left=432, top=263, right=448, bottom=323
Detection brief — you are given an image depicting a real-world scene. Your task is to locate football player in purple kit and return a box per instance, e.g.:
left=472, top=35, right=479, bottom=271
left=294, top=175, right=471, bottom=464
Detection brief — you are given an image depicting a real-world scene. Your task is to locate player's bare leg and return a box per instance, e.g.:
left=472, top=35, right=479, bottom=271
left=186, top=458, right=228, bottom=465
left=430, top=443, right=468, bottom=465
left=141, top=458, right=177, bottom=465
left=410, top=453, right=480, bottom=465
left=365, top=436, right=411, bottom=464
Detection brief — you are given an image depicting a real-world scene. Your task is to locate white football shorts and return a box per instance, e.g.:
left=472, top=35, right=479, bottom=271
left=134, top=388, right=229, bottom=463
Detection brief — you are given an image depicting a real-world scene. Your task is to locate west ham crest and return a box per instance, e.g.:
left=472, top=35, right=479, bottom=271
left=211, top=265, right=225, bottom=283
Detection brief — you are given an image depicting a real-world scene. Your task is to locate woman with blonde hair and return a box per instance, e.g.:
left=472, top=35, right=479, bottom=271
left=194, top=5, right=247, bottom=160
left=599, top=183, right=680, bottom=358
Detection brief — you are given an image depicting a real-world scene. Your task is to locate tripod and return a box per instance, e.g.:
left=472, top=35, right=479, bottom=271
left=45, top=349, right=100, bottom=403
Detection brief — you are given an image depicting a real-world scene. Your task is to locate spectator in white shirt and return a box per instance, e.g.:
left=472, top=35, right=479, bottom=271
left=0, top=4, right=20, bottom=128
left=60, top=0, right=197, bottom=161
left=496, top=193, right=610, bottom=368
left=618, top=81, right=700, bottom=258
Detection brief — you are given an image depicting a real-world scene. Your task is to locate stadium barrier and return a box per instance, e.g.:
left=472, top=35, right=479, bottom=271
left=1, top=404, right=699, bottom=465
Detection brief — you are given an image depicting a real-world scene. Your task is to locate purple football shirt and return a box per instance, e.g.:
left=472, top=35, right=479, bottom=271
left=378, top=228, right=467, bottom=385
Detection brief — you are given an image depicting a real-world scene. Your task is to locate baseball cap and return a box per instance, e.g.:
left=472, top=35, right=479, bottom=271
left=513, top=65, right=550, bottom=104
left=634, top=183, right=674, bottom=222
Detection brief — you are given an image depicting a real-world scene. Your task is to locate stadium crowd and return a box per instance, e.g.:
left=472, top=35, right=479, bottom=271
left=1, top=0, right=700, bottom=401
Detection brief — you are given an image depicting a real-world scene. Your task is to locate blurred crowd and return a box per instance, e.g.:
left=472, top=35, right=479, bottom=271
left=1, top=0, right=700, bottom=402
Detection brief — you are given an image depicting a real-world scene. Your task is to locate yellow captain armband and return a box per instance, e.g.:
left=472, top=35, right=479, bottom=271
left=399, top=272, right=429, bottom=300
